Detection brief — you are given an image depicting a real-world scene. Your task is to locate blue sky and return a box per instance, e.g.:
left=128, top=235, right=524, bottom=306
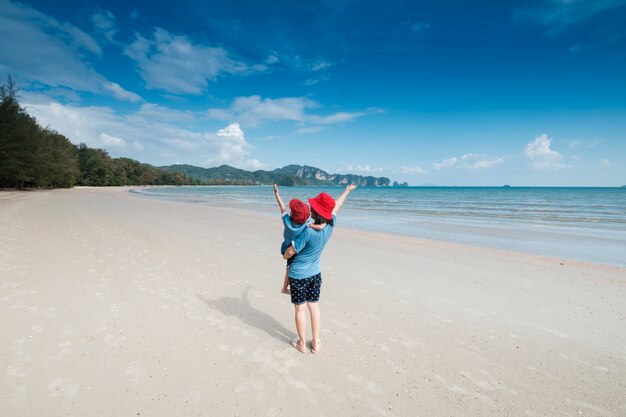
left=1, top=0, right=625, bottom=185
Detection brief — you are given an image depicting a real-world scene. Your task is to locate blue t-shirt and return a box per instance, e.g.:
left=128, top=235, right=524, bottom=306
left=289, top=214, right=336, bottom=279
left=280, top=212, right=310, bottom=254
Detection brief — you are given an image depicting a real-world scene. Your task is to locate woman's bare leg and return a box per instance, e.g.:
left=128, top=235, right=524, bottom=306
left=308, top=302, right=321, bottom=352
left=293, top=303, right=307, bottom=352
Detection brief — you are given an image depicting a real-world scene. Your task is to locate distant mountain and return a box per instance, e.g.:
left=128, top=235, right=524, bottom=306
left=161, top=164, right=391, bottom=186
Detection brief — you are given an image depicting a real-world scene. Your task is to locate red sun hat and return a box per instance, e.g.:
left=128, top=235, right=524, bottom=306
left=289, top=199, right=310, bottom=224
left=308, top=192, right=336, bottom=220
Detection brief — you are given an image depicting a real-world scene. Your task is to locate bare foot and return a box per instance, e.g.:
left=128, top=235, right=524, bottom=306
left=291, top=338, right=306, bottom=353
left=311, top=339, right=321, bottom=354
left=281, top=287, right=291, bottom=295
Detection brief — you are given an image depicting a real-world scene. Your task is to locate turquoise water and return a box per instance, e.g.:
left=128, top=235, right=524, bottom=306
left=131, top=186, right=626, bottom=268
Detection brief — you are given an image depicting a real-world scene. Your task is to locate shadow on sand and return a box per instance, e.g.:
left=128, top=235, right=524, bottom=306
left=197, top=286, right=294, bottom=344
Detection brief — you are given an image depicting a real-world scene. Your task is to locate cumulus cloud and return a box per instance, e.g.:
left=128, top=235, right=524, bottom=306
left=100, top=133, right=126, bottom=147
left=21, top=93, right=264, bottom=169
left=434, top=154, right=503, bottom=171
left=599, top=159, right=612, bottom=166
left=433, top=157, right=458, bottom=170
left=0, top=0, right=140, bottom=102
left=207, top=95, right=376, bottom=127
left=524, top=134, right=569, bottom=170
left=210, top=123, right=263, bottom=169
left=124, top=28, right=258, bottom=94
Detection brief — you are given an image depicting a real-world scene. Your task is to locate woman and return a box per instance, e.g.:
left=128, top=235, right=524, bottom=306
left=283, top=184, right=357, bottom=353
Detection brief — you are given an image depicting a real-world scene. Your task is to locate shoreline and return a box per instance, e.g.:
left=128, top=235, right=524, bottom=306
left=1, top=187, right=625, bottom=416
left=7, top=185, right=621, bottom=272
left=126, top=186, right=626, bottom=271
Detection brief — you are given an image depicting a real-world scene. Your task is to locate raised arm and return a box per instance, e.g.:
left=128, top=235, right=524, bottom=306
left=332, top=184, right=357, bottom=215
left=273, top=184, right=287, bottom=213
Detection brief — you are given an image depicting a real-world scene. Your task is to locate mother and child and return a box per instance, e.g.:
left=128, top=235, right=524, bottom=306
left=273, top=184, right=357, bottom=354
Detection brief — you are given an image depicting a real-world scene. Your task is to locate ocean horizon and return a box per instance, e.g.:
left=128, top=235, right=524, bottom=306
left=131, top=185, right=626, bottom=268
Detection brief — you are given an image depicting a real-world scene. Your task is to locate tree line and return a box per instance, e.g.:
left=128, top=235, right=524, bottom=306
left=0, top=76, right=198, bottom=189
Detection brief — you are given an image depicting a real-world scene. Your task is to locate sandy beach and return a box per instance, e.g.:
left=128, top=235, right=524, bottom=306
left=1, top=187, right=625, bottom=417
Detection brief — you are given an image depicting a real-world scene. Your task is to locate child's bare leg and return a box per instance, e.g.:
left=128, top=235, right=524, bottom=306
left=281, top=268, right=290, bottom=294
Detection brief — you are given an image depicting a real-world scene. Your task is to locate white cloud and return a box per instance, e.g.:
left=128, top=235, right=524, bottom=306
left=124, top=28, right=256, bottom=94
left=600, top=159, right=612, bottom=166
left=344, top=165, right=385, bottom=174
left=304, top=76, right=329, bottom=86
left=100, top=133, right=126, bottom=147
left=103, top=82, right=142, bottom=103
left=208, top=96, right=314, bottom=126
left=210, top=123, right=263, bottom=169
left=217, top=123, right=245, bottom=140
left=398, top=165, right=427, bottom=174
left=310, top=60, right=333, bottom=72
left=411, top=21, right=431, bottom=33
left=525, top=134, right=562, bottom=159
left=516, top=0, right=626, bottom=36
left=460, top=153, right=504, bottom=169
left=568, top=138, right=602, bottom=148
left=136, top=103, right=196, bottom=123
left=524, top=134, right=569, bottom=170
left=22, top=93, right=264, bottom=169
left=207, top=95, right=375, bottom=128
left=0, top=0, right=139, bottom=102
left=295, top=126, right=323, bottom=135
left=433, top=157, right=458, bottom=170
left=265, top=54, right=279, bottom=64
left=91, top=9, right=117, bottom=43
left=434, top=154, right=503, bottom=171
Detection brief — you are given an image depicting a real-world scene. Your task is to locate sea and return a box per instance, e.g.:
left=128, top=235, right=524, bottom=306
left=130, top=186, right=626, bottom=268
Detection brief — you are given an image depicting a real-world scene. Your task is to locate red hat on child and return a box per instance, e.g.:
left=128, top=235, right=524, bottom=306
left=289, top=199, right=310, bottom=224
left=308, top=192, right=335, bottom=220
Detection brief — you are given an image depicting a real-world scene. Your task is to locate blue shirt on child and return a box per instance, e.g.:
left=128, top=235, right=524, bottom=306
left=280, top=212, right=310, bottom=254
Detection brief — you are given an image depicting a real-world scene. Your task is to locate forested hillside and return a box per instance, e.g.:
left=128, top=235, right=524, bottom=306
left=0, top=77, right=195, bottom=189
left=162, top=164, right=391, bottom=186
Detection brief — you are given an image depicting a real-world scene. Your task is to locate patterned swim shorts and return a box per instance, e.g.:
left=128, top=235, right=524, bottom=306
left=289, top=273, right=322, bottom=305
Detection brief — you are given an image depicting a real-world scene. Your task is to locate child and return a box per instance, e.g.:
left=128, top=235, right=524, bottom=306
left=273, top=184, right=324, bottom=294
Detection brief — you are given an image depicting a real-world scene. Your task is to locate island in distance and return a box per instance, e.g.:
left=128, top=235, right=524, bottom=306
left=162, top=164, right=393, bottom=187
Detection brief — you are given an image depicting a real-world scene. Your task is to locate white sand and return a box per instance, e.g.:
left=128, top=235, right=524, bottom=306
left=1, top=187, right=625, bottom=416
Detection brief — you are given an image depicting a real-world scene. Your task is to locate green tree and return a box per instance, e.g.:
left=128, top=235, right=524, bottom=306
left=77, top=144, right=114, bottom=186
left=0, top=76, right=38, bottom=188
left=1, top=76, right=196, bottom=189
